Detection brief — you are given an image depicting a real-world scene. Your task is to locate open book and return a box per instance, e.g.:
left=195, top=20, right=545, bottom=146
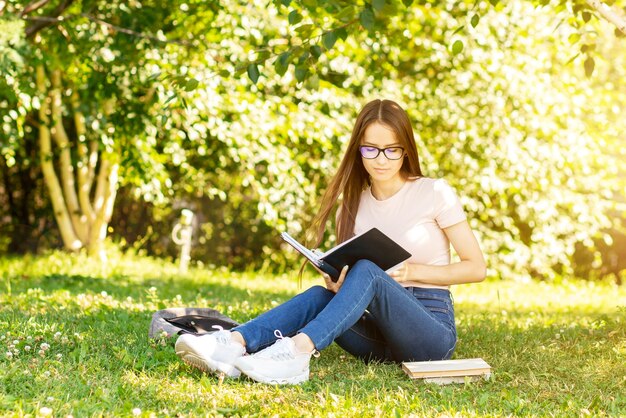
left=281, top=227, right=411, bottom=282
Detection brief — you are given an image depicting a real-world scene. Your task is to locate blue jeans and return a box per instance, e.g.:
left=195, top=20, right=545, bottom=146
left=233, top=260, right=457, bottom=363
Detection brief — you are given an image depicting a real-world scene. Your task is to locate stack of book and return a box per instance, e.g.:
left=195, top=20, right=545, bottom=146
left=402, top=358, right=492, bottom=385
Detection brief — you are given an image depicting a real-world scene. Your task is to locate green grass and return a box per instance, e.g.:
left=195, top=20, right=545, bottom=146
left=1, top=251, right=625, bottom=417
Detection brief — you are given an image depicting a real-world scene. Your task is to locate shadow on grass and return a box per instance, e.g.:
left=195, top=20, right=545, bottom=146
left=5, top=272, right=297, bottom=304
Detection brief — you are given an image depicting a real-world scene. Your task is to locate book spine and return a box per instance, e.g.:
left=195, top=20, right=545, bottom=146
left=318, top=261, right=340, bottom=282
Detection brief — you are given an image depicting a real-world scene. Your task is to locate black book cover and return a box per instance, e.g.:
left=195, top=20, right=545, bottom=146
left=282, top=228, right=411, bottom=282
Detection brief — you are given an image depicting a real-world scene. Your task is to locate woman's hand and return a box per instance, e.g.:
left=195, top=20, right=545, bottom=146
left=389, top=262, right=412, bottom=282
left=321, top=265, right=349, bottom=293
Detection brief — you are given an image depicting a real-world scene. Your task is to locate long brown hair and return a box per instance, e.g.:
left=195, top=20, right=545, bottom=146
left=306, top=99, right=423, bottom=249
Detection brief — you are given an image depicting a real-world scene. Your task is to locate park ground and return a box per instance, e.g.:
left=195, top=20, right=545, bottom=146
left=1, top=251, right=625, bottom=417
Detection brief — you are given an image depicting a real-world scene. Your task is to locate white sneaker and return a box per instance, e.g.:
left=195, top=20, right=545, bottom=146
left=234, top=330, right=318, bottom=385
left=175, top=327, right=246, bottom=378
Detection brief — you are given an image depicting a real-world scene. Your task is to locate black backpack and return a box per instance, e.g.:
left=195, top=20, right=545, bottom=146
left=149, top=307, right=239, bottom=338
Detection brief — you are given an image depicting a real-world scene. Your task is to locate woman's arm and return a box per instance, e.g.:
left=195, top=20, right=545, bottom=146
left=389, top=220, right=486, bottom=286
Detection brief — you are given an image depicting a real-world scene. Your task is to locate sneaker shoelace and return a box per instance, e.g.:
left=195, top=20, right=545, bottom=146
left=258, top=330, right=319, bottom=360
left=211, top=325, right=232, bottom=345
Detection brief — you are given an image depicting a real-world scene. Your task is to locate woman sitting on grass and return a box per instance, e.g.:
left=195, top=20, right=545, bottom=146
left=175, top=99, right=486, bottom=384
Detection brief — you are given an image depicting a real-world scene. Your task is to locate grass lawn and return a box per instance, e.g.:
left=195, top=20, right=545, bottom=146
left=1, top=251, right=625, bottom=417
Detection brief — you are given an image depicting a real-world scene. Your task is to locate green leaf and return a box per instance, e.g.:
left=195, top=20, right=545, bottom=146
left=471, top=14, right=480, bottom=28
left=247, top=64, right=260, bottom=84
left=565, top=52, right=580, bottom=65
left=584, top=56, right=595, bottom=77
left=488, top=0, right=498, bottom=6
left=310, top=45, right=322, bottom=58
left=451, top=40, right=464, bottom=55
left=288, top=10, right=303, bottom=25
left=295, top=65, right=308, bottom=82
left=322, top=31, right=338, bottom=50
left=234, top=64, right=247, bottom=76
left=336, top=27, right=349, bottom=41
left=305, top=74, right=320, bottom=90
left=163, top=93, right=177, bottom=106
left=336, top=6, right=356, bottom=22
left=255, top=50, right=271, bottom=63
left=297, top=51, right=310, bottom=65
left=295, top=24, right=314, bottom=37
left=274, top=52, right=291, bottom=76
left=580, top=44, right=595, bottom=54
left=360, top=7, right=376, bottom=30
left=402, top=0, right=413, bottom=6
left=452, top=25, right=465, bottom=36
left=582, top=11, right=591, bottom=23
left=184, top=78, right=199, bottom=92
left=372, top=0, right=385, bottom=12
left=568, top=33, right=581, bottom=44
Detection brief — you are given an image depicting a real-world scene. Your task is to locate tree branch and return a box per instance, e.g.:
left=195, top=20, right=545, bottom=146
left=71, top=91, right=96, bottom=223
left=585, top=0, right=626, bottom=35
left=23, top=12, right=189, bottom=45
left=19, top=0, right=52, bottom=17
left=25, top=0, right=75, bottom=38
left=80, top=13, right=190, bottom=45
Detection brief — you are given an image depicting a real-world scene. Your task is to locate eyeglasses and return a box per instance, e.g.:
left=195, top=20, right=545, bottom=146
left=359, top=145, right=405, bottom=160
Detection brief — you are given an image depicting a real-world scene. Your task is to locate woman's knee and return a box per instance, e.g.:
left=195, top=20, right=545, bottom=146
left=303, top=285, right=334, bottom=300
left=350, top=259, right=380, bottom=275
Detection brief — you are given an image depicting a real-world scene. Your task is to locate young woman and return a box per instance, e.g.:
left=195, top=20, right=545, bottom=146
left=175, top=99, right=486, bottom=384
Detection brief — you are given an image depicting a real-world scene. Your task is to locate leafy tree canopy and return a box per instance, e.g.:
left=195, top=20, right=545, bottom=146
left=0, top=0, right=624, bottom=281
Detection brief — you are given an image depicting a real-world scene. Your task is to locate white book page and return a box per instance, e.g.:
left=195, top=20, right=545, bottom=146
left=281, top=232, right=321, bottom=266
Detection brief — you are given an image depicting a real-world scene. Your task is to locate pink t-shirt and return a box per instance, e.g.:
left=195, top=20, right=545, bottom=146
left=354, top=177, right=466, bottom=289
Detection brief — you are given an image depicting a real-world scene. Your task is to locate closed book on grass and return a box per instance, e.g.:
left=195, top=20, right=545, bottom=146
left=281, top=227, right=411, bottom=282
left=402, top=358, right=491, bottom=381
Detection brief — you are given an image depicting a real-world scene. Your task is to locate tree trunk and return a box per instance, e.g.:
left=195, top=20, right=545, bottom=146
left=36, top=64, right=82, bottom=251
left=36, top=64, right=120, bottom=256
left=585, top=0, right=626, bottom=35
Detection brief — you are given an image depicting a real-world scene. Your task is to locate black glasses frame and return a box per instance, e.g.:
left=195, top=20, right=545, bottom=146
left=358, top=145, right=405, bottom=160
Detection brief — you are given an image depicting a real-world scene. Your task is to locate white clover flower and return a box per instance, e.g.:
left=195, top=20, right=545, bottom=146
left=12, top=340, right=19, bottom=345
left=39, top=407, right=53, bottom=416
left=132, top=407, right=142, bottom=416
left=56, top=353, right=63, bottom=360
left=43, top=371, right=51, bottom=377
left=24, top=345, right=31, bottom=352
left=54, top=332, right=62, bottom=340
left=41, top=343, right=50, bottom=351
left=101, top=291, right=108, bottom=297
left=47, top=396, right=54, bottom=402
left=38, top=350, right=45, bottom=357
left=5, top=351, right=12, bottom=359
